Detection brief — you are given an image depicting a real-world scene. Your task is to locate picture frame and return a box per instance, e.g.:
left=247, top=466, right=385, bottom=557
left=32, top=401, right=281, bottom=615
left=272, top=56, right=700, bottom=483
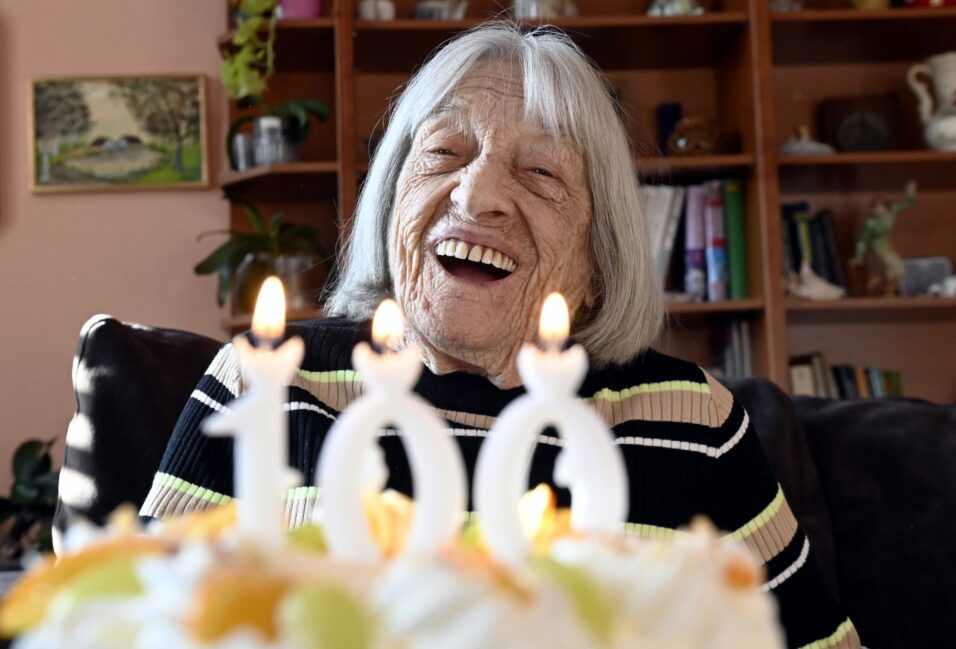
left=30, top=75, right=209, bottom=193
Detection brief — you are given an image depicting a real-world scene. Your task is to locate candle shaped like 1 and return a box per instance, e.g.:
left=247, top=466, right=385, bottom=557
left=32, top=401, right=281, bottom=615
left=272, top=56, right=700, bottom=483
left=203, top=277, right=305, bottom=549
left=474, top=293, right=629, bottom=567
left=316, top=300, right=467, bottom=562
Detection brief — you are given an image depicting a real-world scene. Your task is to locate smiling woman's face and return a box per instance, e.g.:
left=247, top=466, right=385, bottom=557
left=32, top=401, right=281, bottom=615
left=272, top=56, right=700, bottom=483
left=388, top=63, right=594, bottom=388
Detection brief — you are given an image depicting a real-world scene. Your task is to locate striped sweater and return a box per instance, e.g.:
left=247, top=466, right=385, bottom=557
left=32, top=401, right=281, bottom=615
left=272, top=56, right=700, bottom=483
left=140, top=317, right=860, bottom=649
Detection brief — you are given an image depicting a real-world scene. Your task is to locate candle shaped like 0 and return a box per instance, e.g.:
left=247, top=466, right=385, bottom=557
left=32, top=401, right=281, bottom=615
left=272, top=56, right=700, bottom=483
left=474, top=293, right=629, bottom=567
left=316, top=299, right=467, bottom=561
left=203, top=277, right=305, bottom=549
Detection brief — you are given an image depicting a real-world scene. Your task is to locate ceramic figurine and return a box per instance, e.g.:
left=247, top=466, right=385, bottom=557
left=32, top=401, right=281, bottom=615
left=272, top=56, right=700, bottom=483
left=779, top=126, right=835, bottom=155
left=907, top=51, right=956, bottom=151
left=786, top=261, right=846, bottom=301
left=850, top=181, right=917, bottom=296
left=647, top=0, right=704, bottom=16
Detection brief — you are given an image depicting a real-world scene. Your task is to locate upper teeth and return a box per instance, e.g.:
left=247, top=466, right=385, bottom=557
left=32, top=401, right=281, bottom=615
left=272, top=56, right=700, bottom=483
left=435, top=239, right=517, bottom=273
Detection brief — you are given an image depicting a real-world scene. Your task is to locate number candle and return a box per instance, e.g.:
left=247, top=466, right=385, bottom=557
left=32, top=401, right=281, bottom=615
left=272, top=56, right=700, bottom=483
left=474, top=293, right=629, bottom=567
left=204, top=277, right=304, bottom=549
left=316, top=299, right=467, bottom=561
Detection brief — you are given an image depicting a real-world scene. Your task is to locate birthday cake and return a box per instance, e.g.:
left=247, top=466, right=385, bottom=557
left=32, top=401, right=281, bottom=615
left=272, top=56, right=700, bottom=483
left=0, top=488, right=784, bottom=649
left=0, top=296, right=785, bottom=648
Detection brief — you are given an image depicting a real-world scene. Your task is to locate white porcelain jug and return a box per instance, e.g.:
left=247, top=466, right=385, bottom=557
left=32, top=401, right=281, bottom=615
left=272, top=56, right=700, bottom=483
left=907, top=51, right=956, bottom=151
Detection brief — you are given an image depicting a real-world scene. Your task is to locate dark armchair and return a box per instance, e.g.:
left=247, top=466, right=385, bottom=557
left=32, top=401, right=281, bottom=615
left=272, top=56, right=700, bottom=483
left=54, top=315, right=956, bottom=648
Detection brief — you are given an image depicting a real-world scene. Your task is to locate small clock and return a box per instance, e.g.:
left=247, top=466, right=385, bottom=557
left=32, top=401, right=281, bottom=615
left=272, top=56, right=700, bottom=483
left=819, top=94, right=899, bottom=152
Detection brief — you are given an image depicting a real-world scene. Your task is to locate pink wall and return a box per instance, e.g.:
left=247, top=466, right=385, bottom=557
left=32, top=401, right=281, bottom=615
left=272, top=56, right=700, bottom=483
left=0, top=1, right=230, bottom=487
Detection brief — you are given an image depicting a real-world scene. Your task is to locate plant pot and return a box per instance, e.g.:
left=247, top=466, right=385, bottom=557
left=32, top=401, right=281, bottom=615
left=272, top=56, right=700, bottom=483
left=281, top=0, right=322, bottom=18
left=233, top=252, right=276, bottom=314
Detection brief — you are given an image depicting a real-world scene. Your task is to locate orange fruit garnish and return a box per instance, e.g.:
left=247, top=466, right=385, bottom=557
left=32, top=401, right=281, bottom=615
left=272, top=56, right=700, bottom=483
left=188, top=569, right=292, bottom=642
left=0, top=535, right=169, bottom=636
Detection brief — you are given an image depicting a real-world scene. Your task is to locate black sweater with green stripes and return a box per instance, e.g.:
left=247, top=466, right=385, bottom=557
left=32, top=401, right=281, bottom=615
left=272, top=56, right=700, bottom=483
left=140, top=317, right=859, bottom=649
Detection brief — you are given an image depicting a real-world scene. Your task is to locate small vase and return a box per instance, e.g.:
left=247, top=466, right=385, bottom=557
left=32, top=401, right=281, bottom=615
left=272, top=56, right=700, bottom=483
left=280, top=0, right=322, bottom=18
left=233, top=252, right=276, bottom=314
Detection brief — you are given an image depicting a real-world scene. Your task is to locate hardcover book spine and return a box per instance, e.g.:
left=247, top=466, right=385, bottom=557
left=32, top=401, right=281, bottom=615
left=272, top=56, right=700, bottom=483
left=723, top=179, right=748, bottom=300
left=704, top=181, right=728, bottom=302
left=684, top=184, right=708, bottom=301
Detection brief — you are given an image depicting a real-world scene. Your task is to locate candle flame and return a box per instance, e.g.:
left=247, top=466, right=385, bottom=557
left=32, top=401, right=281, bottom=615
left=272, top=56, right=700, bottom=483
left=372, top=299, right=404, bottom=351
left=539, top=293, right=569, bottom=349
left=251, top=276, right=286, bottom=343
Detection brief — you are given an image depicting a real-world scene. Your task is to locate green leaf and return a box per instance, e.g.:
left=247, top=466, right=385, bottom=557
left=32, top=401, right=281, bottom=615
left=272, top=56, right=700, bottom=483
left=11, top=482, right=40, bottom=506
left=12, top=441, right=46, bottom=482
left=195, top=238, right=250, bottom=276
left=269, top=211, right=285, bottom=239
left=297, top=97, right=332, bottom=122
left=226, top=194, right=265, bottom=233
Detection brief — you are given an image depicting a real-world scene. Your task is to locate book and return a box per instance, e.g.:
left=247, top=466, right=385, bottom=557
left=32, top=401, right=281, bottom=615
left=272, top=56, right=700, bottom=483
left=790, top=362, right=816, bottom=397
left=854, top=366, right=871, bottom=398
left=885, top=370, right=904, bottom=397
left=723, top=179, right=748, bottom=300
left=641, top=184, right=676, bottom=282
left=657, top=186, right=686, bottom=283
left=781, top=202, right=811, bottom=274
left=704, top=181, right=728, bottom=302
left=684, top=184, right=708, bottom=301
left=739, top=319, right=753, bottom=378
left=831, top=365, right=858, bottom=399
left=866, top=367, right=886, bottom=398
left=817, top=209, right=847, bottom=288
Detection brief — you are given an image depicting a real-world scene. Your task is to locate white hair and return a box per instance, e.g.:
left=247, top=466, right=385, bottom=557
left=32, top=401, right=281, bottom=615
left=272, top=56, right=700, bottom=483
left=325, top=22, right=664, bottom=366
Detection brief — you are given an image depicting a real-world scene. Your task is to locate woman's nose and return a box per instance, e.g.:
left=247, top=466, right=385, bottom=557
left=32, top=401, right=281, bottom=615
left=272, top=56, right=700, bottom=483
left=450, top=154, right=514, bottom=221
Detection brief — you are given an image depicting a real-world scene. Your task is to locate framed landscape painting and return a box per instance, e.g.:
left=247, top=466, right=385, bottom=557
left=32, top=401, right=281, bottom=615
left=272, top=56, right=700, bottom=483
left=30, top=75, right=209, bottom=193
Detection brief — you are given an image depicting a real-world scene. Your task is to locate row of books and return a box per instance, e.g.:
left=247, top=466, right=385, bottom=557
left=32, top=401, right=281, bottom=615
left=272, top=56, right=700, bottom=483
left=711, top=318, right=753, bottom=381
left=789, top=352, right=904, bottom=399
left=781, top=202, right=846, bottom=289
left=641, top=179, right=749, bottom=301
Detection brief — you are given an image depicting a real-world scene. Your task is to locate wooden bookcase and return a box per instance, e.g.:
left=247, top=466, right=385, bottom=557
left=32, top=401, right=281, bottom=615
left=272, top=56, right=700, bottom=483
left=219, top=1, right=956, bottom=403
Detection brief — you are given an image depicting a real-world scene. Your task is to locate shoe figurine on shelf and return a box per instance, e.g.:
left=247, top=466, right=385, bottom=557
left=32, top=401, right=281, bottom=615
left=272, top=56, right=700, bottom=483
left=779, top=126, right=835, bottom=156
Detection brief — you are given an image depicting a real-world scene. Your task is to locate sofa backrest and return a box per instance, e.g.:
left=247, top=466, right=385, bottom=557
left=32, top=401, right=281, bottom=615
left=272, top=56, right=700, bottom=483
left=54, top=315, right=220, bottom=549
left=794, top=395, right=956, bottom=649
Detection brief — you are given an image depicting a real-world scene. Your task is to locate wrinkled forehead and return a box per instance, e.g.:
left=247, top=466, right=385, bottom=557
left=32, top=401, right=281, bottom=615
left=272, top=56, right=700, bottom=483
left=418, top=59, right=578, bottom=144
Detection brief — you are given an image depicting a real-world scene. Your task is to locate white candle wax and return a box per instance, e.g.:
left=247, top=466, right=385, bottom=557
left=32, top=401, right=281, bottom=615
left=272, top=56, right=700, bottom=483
left=316, top=300, right=467, bottom=561
left=203, top=277, right=304, bottom=549
left=474, top=293, right=629, bottom=567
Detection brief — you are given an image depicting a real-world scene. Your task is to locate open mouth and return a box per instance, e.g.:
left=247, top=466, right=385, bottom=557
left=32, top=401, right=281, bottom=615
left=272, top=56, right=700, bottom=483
left=435, top=238, right=516, bottom=283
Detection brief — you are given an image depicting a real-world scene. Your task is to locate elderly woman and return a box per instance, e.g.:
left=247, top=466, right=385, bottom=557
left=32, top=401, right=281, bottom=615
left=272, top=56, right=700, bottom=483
left=141, top=24, right=859, bottom=649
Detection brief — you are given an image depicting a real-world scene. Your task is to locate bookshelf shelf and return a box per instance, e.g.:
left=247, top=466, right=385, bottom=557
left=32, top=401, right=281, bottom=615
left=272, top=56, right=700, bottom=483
left=786, top=297, right=956, bottom=323
left=778, top=151, right=956, bottom=167
left=667, top=299, right=764, bottom=315
left=219, top=162, right=338, bottom=202
left=770, top=7, right=956, bottom=22
left=636, top=154, right=755, bottom=176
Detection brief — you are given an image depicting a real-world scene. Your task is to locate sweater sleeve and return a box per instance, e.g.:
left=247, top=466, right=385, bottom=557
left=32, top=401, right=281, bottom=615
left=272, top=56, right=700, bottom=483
left=138, top=343, right=241, bottom=521
left=703, top=377, right=861, bottom=649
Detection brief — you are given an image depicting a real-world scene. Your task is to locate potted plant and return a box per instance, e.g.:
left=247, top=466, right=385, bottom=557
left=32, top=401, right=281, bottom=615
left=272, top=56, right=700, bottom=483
left=220, top=0, right=279, bottom=100
left=228, top=96, right=332, bottom=169
left=0, top=439, right=59, bottom=565
left=195, top=195, right=332, bottom=312
left=220, top=0, right=332, bottom=169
